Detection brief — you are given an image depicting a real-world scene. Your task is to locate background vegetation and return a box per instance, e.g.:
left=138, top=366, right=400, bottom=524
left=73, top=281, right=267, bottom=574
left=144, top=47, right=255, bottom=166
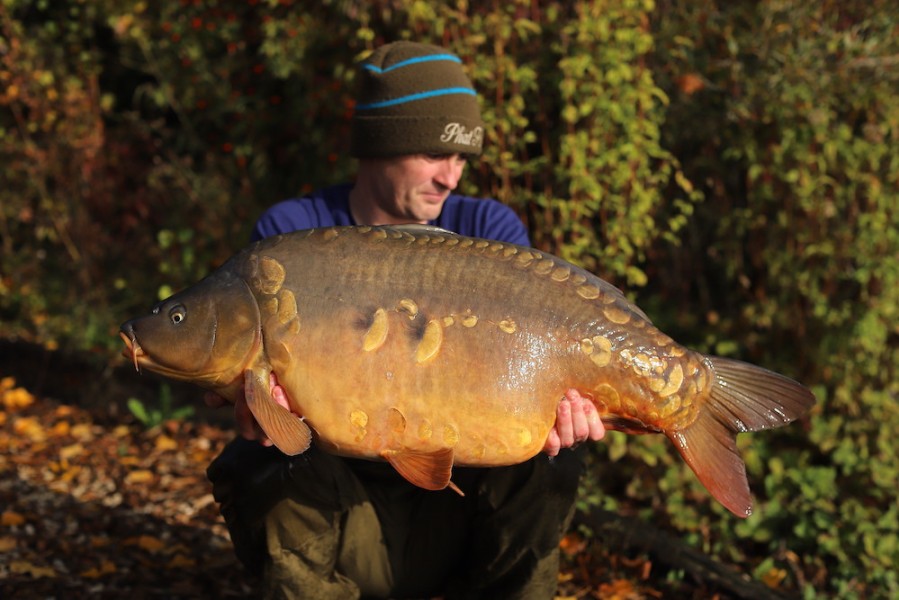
left=1, top=0, right=896, bottom=597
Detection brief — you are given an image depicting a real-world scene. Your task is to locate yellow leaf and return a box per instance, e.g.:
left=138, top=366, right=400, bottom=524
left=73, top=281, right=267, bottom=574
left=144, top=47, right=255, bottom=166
left=13, top=417, right=45, bottom=442
left=2, top=386, right=35, bottom=409
left=137, top=535, right=165, bottom=553
left=113, top=425, right=132, bottom=438
left=0, top=376, right=14, bottom=392
left=1, top=510, right=26, bottom=526
left=167, top=554, right=196, bottom=568
left=50, top=421, right=71, bottom=437
left=155, top=434, right=178, bottom=451
left=0, top=535, right=17, bottom=552
left=762, top=567, right=787, bottom=588
left=70, top=423, right=95, bottom=441
left=59, top=442, right=84, bottom=461
left=125, top=469, right=155, bottom=484
left=10, top=560, right=56, bottom=578
left=80, top=559, right=117, bottom=578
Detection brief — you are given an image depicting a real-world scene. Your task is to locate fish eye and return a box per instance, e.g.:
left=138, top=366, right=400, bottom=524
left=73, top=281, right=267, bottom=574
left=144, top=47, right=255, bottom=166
left=169, top=305, right=186, bottom=325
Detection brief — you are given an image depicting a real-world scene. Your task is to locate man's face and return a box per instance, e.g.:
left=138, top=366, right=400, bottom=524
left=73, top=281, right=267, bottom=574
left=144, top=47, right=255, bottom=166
left=371, top=154, right=469, bottom=222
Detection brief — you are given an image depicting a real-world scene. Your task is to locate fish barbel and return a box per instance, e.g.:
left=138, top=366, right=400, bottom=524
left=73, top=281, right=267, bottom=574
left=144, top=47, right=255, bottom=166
left=119, top=225, right=815, bottom=517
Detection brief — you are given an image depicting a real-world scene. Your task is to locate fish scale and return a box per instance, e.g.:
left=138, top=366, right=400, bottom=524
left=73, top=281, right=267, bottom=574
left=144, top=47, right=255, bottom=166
left=120, top=225, right=815, bottom=517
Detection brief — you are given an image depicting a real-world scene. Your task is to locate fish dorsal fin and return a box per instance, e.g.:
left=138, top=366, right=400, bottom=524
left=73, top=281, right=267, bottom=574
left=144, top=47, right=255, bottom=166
left=385, top=224, right=455, bottom=236
left=381, top=448, right=463, bottom=495
left=243, top=369, right=312, bottom=456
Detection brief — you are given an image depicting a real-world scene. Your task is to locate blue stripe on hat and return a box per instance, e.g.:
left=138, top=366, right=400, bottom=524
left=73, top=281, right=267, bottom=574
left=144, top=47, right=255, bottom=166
left=362, top=53, right=462, bottom=74
left=355, top=87, right=476, bottom=111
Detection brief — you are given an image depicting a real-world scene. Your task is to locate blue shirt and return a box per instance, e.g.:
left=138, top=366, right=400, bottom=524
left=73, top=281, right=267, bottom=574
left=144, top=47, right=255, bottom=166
left=252, top=183, right=530, bottom=246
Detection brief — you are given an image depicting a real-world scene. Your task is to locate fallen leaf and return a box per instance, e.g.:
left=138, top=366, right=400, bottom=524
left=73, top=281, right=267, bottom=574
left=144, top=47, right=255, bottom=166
left=10, top=560, right=56, bottom=578
left=168, top=554, right=196, bottom=568
left=113, top=424, right=132, bottom=438
left=559, top=532, right=586, bottom=557
left=13, top=416, right=46, bottom=442
left=50, top=421, right=71, bottom=437
left=0, top=535, right=17, bottom=551
left=155, top=434, right=178, bottom=451
left=59, top=442, right=85, bottom=461
left=2, top=385, right=35, bottom=409
left=125, top=469, right=155, bottom=484
left=80, top=559, right=117, bottom=578
left=136, top=534, right=166, bottom=553
left=70, top=423, right=95, bottom=441
left=1, top=510, right=26, bottom=526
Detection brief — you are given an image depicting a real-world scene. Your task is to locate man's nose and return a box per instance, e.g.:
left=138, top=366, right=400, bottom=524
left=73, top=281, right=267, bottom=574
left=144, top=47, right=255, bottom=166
left=434, top=157, right=465, bottom=190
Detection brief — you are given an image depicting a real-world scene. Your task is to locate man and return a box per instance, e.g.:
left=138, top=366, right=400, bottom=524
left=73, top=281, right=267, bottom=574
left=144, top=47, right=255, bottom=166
left=207, top=41, right=605, bottom=599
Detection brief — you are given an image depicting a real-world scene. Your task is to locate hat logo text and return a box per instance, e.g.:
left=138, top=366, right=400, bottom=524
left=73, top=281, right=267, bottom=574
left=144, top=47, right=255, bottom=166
left=441, top=123, right=483, bottom=148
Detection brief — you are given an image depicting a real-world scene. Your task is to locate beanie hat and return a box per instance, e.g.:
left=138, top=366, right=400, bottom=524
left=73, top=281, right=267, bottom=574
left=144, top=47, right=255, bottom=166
left=351, top=42, right=485, bottom=158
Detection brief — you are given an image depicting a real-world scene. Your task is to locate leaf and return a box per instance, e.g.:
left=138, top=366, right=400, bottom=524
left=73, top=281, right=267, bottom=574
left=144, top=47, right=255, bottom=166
left=13, top=417, right=45, bottom=442
left=155, top=434, right=178, bottom=451
left=0, top=535, right=17, bottom=551
left=59, top=442, right=85, bottom=461
left=137, top=535, right=166, bottom=553
left=124, top=469, right=155, bottom=484
left=80, top=560, right=117, bottom=579
left=10, top=560, right=56, bottom=578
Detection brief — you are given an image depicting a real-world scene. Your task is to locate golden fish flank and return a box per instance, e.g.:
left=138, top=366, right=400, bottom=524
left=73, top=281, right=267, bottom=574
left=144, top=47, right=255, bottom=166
left=418, top=419, right=432, bottom=441
left=415, top=320, right=444, bottom=363
left=258, top=256, right=286, bottom=294
left=517, top=427, right=532, bottom=448
left=498, top=319, right=517, bottom=334
left=603, top=305, right=631, bottom=325
left=580, top=335, right=613, bottom=368
left=461, top=314, right=478, bottom=328
left=397, top=298, right=419, bottom=319
left=577, top=284, right=601, bottom=300
left=276, top=289, right=297, bottom=321
left=388, top=407, right=406, bottom=434
left=443, top=424, right=459, bottom=446
left=363, top=308, right=389, bottom=352
left=351, top=409, right=368, bottom=442
left=550, top=267, right=571, bottom=282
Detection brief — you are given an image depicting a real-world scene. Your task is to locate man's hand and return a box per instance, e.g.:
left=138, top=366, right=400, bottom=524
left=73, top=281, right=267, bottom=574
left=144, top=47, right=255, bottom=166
left=543, top=389, right=605, bottom=457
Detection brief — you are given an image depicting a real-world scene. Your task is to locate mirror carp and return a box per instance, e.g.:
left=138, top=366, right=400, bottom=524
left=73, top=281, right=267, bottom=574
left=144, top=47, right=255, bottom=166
left=120, top=225, right=815, bottom=517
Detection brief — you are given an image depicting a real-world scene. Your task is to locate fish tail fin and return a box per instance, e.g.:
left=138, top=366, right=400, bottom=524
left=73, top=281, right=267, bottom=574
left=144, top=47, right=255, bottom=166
left=668, top=356, right=815, bottom=518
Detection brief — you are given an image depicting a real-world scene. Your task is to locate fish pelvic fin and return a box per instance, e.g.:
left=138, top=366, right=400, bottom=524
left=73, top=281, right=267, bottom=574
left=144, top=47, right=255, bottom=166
left=669, top=356, right=815, bottom=518
left=381, top=447, right=463, bottom=496
left=243, top=369, right=312, bottom=456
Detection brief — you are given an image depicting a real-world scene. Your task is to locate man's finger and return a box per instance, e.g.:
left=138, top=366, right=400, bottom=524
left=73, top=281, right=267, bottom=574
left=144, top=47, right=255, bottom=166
left=582, top=398, right=606, bottom=441
left=565, top=390, right=590, bottom=441
left=543, top=428, right=561, bottom=457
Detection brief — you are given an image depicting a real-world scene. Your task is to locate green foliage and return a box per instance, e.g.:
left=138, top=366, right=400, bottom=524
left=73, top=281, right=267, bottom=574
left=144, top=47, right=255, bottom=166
left=127, top=383, right=194, bottom=428
left=646, top=0, right=899, bottom=595
left=2, top=1, right=897, bottom=596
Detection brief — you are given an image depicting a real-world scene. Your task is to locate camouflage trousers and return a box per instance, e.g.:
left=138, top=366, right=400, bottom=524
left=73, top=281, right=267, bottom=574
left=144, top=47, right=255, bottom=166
left=207, top=439, right=586, bottom=600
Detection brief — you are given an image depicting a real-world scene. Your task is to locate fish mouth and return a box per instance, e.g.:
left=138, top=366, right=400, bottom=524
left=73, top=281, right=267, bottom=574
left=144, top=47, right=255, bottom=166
left=119, top=330, right=146, bottom=372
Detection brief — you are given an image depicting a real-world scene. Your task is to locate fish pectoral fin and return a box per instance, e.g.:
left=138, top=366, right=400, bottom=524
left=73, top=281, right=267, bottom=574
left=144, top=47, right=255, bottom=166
left=600, top=414, right=663, bottom=435
left=243, top=369, right=312, bottom=456
left=381, top=448, right=463, bottom=496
